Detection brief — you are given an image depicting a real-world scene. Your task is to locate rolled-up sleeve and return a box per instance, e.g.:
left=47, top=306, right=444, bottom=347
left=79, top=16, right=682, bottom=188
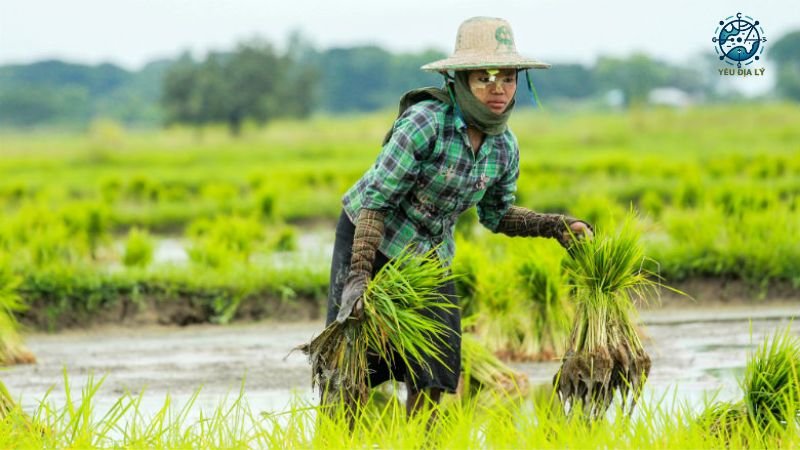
left=360, top=105, right=438, bottom=211
left=476, top=144, right=519, bottom=232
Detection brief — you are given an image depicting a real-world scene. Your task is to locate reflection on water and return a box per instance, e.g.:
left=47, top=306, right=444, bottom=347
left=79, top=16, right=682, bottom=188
left=115, top=229, right=336, bottom=269
left=4, top=311, right=798, bottom=419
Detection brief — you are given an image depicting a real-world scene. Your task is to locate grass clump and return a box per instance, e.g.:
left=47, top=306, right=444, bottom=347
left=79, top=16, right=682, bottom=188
left=517, top=245, right=572, bottom=361
left=0, top=259, right=35, bottom=366
left=699, top=326, right=800, bottom=444
left=460, top=332, right=529, bottom=400
left=300, top=248, right=457, bottom=409
left=743, top=326, right=800, bottom=433
left=122, top=227, right=154, bottom=268
left=555, top=213, right=659, bottom=418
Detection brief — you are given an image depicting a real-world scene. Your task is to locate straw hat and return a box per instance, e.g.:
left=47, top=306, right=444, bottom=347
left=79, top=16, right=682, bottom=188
left=421, top=17, right=550, bottom=72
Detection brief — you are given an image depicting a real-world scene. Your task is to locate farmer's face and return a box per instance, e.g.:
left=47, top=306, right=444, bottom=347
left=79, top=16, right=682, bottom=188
left=468, top=69, right=517, bottom=114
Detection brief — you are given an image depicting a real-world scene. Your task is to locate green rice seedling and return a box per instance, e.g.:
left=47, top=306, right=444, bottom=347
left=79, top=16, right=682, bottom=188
left=460, top=332, right=529, bottom=400
left=697, top=327, right=800, bottom=445
left=742, top=326, right=800, bottom=434
left=299, top=247, right=457, bottom=412
left=555, top=213, right=660, bottom=418
left=187, top=215, right=264, bottom=267
left=0, top=380, right=17, bottom=420
left=1, top=368, right=798, bottom=447
left=517, top=244, right=572, bottom=361
left=122, top=227, right=154, bottom=268
left=271, top=226, right=297, bottom=252
left=696, top=400, right=750, bottom=443
left=0, top=259, right=35, bottom=365
left=471, top=262, right=540, bottom=360
left=451, top=237, right=484, bottom=317
left=60, top=202, right=111, bottom=260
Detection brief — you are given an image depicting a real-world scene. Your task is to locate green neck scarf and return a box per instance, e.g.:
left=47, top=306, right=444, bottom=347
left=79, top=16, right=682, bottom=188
left=383, top=72, right=514, bottom=145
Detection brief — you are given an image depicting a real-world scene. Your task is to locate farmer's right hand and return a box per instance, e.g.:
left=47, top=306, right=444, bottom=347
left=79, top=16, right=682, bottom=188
left=562, top=220, right=594, bottom=244
left=336, top=272, right=369, bottom=323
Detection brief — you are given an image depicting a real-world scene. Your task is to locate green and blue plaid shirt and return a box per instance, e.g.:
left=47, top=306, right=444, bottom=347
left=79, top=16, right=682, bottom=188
left=342, top=99, right=519, bottom=264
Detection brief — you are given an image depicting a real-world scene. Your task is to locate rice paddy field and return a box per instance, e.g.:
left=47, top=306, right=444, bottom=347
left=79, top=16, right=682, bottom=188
left=1, top=103, right=799, bottom=447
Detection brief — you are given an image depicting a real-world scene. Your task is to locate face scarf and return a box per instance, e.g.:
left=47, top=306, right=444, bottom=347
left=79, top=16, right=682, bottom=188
left=383, top=70, right=515, bottom=145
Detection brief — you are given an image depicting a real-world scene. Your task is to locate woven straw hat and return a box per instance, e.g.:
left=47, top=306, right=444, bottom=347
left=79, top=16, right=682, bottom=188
left=421, top=17, right=550, bottom=72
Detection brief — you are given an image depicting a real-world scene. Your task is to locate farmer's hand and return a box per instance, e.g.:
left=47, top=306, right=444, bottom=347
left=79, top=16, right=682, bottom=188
left=561, top=220, right=594, bottom=246
left=336, top=272, right=369, bottom=323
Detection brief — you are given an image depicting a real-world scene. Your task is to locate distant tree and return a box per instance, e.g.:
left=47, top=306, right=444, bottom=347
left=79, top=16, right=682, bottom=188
left=315, top=47, right=446, bottom=112
left=161, top=53, right=203, bottom=128
left=527, top=64, right=597, bottom=101
left=318, top=46, right=393, bottom=112
left=161, top=39, right=316, bottom=135
left=770, top=31, right=800, bottom=101
left=595, top=54, right=669, bottom=106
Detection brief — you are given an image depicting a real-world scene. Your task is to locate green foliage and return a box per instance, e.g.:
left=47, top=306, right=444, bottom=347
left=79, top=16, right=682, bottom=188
left=122, top=228, right=154, bottom=268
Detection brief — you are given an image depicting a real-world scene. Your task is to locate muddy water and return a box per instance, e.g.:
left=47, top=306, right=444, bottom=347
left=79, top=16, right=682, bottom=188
left=3, top=306, right=798, bottom=417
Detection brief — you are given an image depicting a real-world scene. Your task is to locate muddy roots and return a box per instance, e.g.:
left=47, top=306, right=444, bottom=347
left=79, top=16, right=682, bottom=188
left=554, top=344, right=650, bottom=419
left=297, top=323, right=369, bottom=415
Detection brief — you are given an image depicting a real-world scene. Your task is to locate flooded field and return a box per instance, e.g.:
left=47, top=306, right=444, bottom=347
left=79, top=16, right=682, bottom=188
left=3, top=305, right=798, bottom=417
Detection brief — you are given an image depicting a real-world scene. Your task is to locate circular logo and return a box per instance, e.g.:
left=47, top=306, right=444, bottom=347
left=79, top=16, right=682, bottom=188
left=713, top=13, right=766, bottom=68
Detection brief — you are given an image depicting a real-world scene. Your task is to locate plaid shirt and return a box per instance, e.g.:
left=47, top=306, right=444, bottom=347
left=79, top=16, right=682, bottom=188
left=342, top=100, right=519, bottom=264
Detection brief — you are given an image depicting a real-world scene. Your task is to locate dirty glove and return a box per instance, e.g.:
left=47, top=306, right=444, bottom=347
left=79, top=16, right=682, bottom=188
left=495, top=206, right=593, bottom=249
left=335, top=209, right=386, bottom=324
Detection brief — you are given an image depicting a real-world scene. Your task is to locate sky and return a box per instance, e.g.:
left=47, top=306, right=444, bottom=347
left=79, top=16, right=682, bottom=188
left=1, top=0, right=797, bottom=92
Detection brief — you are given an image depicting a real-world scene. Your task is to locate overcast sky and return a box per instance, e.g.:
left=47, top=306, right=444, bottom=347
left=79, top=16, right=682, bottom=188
left=2, top=0, right=796, bottom=67
left=0, top=0, right=796, bottom=93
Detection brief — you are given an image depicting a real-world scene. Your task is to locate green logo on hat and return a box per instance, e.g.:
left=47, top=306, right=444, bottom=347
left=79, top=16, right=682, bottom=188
left=495, top=26, right=513, bottom=49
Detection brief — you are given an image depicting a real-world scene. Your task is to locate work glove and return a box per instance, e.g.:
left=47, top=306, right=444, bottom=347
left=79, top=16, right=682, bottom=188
left=335, top=209, right=386, bottom=324
left=495, top=205, right=593, bottom=249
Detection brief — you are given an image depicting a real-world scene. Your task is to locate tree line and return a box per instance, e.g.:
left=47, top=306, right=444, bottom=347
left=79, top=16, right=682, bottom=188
left=0, top=31, right=799, bottom=132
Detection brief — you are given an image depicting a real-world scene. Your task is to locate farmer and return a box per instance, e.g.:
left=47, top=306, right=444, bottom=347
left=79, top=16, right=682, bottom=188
left=326, top=16, right=593, bottom=415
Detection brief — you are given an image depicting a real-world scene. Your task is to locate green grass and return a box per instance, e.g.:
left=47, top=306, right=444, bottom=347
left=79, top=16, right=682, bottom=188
left=1, top=369, right=798, bottom=448
left=1, top=104, right=799, bottom=329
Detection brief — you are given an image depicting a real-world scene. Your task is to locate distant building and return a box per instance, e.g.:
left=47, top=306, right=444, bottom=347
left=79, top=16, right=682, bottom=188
left=648, top=87, right=692, bottom=108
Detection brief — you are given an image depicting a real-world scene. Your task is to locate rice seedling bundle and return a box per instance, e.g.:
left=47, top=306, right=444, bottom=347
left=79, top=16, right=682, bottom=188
left=554, top=215, right=658, bottom=418
left=300, top=248, right=457, bottom=409
left=0, top=380, right=15, bottom=420
left=460, top=332, right=529, bottom=399
left=465, top=249, right=542, bottom=361
left=517, top=246, right=572, bottom=361
left=1, top=259, right=34, bottom=421
left=0, top=261, right=35, bottom=366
